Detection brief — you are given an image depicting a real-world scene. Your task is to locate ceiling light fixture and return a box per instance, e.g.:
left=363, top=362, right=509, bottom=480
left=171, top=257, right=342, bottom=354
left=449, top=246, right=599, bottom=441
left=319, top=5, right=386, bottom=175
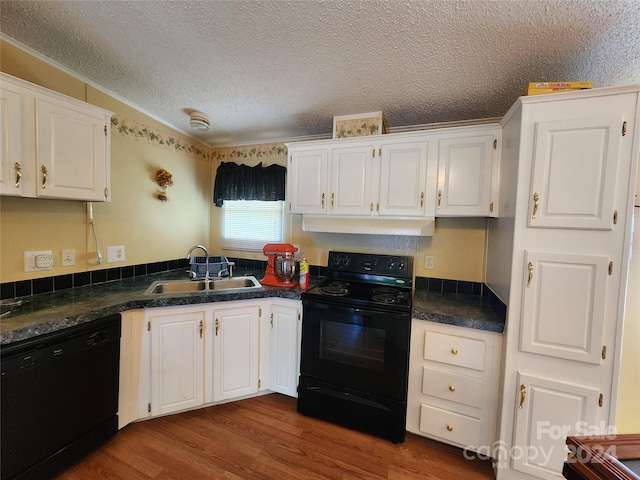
left=189, top=111, right=210, bottom=131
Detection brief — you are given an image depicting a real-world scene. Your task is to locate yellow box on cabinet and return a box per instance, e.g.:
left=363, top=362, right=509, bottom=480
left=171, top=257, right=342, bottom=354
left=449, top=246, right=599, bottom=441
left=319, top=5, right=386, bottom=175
left=528, top=81, right=593, bottom=89
left=333, top=111, right=388, bottom=138
left=522, top=81, right=593, bottom=96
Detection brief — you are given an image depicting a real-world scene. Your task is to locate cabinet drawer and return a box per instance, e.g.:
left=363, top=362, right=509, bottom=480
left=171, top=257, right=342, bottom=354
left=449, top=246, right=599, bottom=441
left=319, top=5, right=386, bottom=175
left=419, top=404, right=481, bottom=447
left=422, top=367, right=483, bottom=408
left=423, top=331, right=486, bottom=370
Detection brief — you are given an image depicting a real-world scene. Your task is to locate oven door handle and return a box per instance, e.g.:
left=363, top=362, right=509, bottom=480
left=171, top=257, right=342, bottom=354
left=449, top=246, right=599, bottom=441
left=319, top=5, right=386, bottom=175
left=305, top=385, right=391, bottom=411
left=302, top=300, right=380, bottom=317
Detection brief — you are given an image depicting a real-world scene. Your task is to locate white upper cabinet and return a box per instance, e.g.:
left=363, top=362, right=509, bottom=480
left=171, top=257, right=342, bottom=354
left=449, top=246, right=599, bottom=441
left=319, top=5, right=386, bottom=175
left=528, top=116, right=623, bottom=230
left=330, top=144, right=375, bottom=215
left=0, top=73, right=112, bottom=202
left=378, top=139, right=431, bottom=217
left=288, top=147, right=329, bottom=214
left=436, top=128, right=500, bottom=217
left=287, top=125, right=498, bottom=220
left=287, top=131, right=436, bottom=218
left=0, top=82, right=24, bottom=196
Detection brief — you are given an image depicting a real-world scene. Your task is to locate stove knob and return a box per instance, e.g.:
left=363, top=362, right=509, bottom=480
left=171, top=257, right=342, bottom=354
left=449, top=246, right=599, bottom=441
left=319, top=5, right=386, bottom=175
left=398, top=261, right=406, bottom=271
left=387, top=259, right=396, bottom=270
left=333, top=256, right=342, bottom=265
left=343, top=257, right=351, bottom=266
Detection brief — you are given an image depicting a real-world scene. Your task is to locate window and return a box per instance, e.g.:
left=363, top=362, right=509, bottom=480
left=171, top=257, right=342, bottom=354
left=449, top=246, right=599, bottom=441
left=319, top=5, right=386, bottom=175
left=221, top=200, right=284, bottom=251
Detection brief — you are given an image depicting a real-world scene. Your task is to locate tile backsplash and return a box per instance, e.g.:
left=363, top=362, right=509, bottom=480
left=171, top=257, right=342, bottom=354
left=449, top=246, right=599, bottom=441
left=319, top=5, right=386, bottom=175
left=0, top=257, right=329, bottom=301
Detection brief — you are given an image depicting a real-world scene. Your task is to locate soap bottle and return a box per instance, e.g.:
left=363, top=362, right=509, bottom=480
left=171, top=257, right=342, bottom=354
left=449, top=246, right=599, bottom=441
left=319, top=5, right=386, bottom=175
left=299, top=258, right=309, bottom=289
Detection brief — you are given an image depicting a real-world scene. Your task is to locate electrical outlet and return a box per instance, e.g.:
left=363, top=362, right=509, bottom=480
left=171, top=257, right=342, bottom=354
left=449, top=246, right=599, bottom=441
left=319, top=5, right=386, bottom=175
left=107, top=245, right=125, bottom=263
left=61, top=249, right=76, bottom=267
left=24, top=250, right=54, bottom=272
left=424, top=255, right=435, bottom=270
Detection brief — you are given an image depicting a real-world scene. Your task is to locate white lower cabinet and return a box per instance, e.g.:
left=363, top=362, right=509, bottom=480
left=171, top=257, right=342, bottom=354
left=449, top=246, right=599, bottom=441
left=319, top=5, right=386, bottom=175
left=268, top=299, right=302, bottom=397
left=511, top=372, right=600, bottom=478
left=406, top=320, right=502, bottom=453
left=121, top=298, right=302, bottom=426
left=212, top=302, right=261, bottom=401
left=149, top=306, right=207, bottom=416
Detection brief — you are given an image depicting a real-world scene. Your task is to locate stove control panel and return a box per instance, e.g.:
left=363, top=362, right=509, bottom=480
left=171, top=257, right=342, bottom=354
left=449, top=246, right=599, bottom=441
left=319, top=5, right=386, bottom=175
left=328, top=251, right=413, bottom=279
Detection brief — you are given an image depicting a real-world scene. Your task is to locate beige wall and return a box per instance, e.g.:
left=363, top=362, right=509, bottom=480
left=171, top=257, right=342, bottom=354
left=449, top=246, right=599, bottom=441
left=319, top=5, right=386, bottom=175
left=0, top=40, right=211, bottom=282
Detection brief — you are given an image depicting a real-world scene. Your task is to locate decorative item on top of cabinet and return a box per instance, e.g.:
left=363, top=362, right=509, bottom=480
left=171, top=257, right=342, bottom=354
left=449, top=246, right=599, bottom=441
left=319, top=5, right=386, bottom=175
left=0, top=73, right=112, bottom=202
left=406, top=320, right=502, bottom=454
left=435, top=126, right=501, bottom=217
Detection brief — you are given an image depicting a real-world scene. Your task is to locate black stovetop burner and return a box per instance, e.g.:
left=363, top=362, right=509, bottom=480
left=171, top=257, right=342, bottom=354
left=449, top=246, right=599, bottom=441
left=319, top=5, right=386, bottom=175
left=302, top=251, right=414, bottom=313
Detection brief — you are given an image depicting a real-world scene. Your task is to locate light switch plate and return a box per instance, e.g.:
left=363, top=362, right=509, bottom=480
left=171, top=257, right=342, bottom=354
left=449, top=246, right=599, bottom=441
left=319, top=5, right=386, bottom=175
left=61, top=249, right=76, bottom=267
left=424, top=255, right=435, bottom=270
left=107, top=245, right=125, bottom=263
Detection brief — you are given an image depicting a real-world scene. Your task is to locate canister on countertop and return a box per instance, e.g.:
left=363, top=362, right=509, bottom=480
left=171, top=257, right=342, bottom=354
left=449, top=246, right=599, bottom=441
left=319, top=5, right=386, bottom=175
left=299, top=258, right=309, bottom=289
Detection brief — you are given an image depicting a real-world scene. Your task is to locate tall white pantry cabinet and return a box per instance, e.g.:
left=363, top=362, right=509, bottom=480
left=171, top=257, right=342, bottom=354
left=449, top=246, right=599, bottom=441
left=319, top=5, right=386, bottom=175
left=486, top=86, right=640, bottom=479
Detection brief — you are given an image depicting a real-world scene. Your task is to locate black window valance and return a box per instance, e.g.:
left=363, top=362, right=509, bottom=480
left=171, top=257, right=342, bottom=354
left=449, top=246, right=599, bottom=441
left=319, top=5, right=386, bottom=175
left=213, top=161, right=286, bottom=207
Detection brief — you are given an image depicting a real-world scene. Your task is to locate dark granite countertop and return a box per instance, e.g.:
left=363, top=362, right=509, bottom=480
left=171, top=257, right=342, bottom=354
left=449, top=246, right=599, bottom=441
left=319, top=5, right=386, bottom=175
left=412, top=289, right=505, bottom=333
left=0, top=269, right=321, bottom=345
left=1, top=271, right=504, bottom=345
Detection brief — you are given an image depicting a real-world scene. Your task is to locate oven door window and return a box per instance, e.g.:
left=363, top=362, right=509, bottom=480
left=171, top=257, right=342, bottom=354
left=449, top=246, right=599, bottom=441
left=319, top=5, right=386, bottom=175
left=320, top=318, right=385, bottom=371
left=301, top=300, right=410, bottom=400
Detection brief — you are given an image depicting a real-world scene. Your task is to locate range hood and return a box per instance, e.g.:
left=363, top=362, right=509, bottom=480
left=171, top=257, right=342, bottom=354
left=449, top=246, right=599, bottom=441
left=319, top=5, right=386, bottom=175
left=302, top=215, right=435, bottom=236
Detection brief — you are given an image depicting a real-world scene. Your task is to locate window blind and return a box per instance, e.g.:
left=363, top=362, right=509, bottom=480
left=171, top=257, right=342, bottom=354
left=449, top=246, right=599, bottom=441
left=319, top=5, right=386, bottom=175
left=221, top=200, right=284, bottom=251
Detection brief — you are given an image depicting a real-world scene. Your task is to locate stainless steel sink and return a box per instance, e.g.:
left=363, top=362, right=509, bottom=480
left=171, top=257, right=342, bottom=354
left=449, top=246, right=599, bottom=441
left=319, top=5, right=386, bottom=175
left=144, top=276, right=263, bottom=295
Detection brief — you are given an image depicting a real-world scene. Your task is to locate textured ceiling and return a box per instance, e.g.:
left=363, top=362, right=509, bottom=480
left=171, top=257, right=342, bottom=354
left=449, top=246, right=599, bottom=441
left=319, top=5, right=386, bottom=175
left=1, top=0, right=639, bottom=147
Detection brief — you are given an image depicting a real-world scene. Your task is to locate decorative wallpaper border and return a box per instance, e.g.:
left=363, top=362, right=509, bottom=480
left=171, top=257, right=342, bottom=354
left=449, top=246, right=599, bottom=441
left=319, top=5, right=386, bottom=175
left=211, top=143, right=288, bottom=163
left=111, top=116, right=212, bottom=160
left=110, top=116, right=288, bottom=163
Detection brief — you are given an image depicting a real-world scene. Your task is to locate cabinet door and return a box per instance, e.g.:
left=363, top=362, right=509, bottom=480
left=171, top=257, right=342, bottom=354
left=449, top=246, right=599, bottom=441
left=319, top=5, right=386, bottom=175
left=437, top=134, right=495, bottom=216
left=513, top=372, right=600, bottom=479
left=528, top=117, right=622, bottom=230
left=149, top=310, right=205, bottom=416
left=378, top=140, right=430, bottom=217
left=330, top=144, right=374, bottom=215
left=269, top=302, right=300, bottom=397
left=521, top=251, right=608, bottom=365
left=213, top=304, right=260, bottom=401
left=288, top=148, right=328, bottom=214
left=0, top=84, right=25, bottom=196
left=35, top=96, right=110, bottom=201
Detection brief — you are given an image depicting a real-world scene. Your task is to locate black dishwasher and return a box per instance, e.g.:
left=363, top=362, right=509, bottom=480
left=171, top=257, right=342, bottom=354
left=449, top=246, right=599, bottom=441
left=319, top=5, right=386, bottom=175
left=1, top=314, right=121, bottom=480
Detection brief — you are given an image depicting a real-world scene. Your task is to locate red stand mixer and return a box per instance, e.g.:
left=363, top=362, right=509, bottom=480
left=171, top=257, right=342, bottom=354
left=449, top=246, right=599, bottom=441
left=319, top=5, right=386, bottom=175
left=261, top=243, right=298, bottom=287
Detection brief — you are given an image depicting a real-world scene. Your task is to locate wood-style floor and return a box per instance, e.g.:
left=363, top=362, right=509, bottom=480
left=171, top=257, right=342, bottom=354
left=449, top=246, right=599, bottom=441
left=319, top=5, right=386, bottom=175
left=55, top=393, right=495, bottom=480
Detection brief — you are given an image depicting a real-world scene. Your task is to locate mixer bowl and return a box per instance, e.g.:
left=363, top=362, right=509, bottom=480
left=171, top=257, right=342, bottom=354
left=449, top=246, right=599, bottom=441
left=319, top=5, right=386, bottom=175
left=275, top=257, right=297, bottom=283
